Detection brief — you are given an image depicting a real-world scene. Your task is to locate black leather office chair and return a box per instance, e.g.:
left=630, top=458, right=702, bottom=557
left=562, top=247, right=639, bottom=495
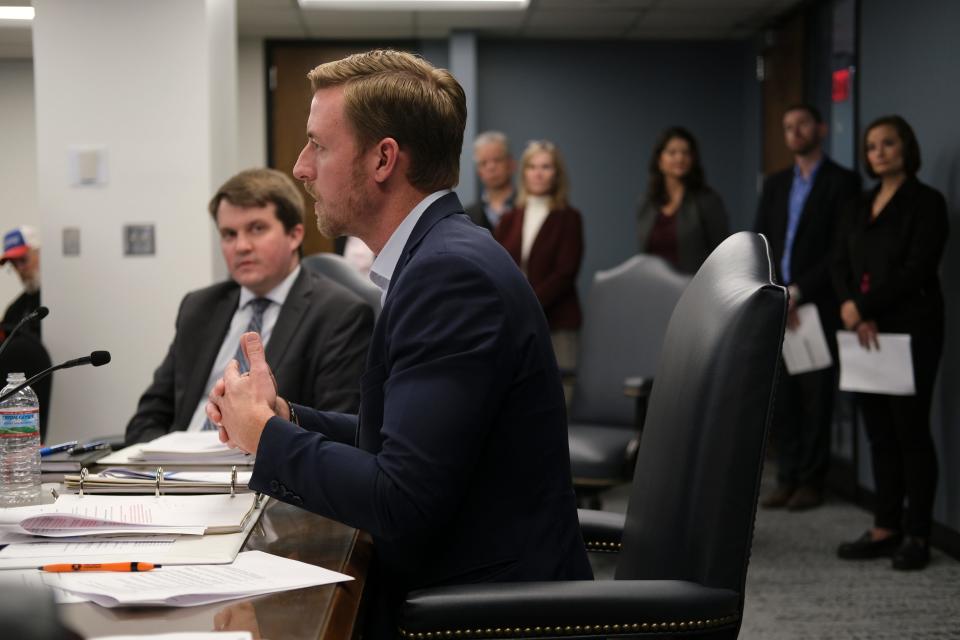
left=399, top=232, right=786, bottom=639
left=301, top=252, right=381, bottom=319
left=567, top=255, right=690, bottom=505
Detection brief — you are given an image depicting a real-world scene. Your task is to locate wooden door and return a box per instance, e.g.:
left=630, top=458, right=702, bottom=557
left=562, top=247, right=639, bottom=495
left=760, top=14, right=805, bottom=174
left=267, top=42, right=410, bottom=256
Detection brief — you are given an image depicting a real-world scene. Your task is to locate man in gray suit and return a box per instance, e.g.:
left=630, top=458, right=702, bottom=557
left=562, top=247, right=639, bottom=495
left=125, top=168, right=373, bottom=445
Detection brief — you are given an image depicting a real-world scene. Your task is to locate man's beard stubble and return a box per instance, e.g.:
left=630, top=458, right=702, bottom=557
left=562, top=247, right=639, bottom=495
left=311, top=163, right=374, bottom=240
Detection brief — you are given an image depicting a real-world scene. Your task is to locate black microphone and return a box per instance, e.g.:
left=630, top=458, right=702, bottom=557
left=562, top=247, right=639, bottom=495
left=0, top=306, right=49, bottom=361
left=0, top=350, right=110, bottom=404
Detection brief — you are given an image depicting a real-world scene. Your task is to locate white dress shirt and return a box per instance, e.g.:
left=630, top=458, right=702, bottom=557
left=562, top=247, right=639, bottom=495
left=185, top=265, right=302, bottom=431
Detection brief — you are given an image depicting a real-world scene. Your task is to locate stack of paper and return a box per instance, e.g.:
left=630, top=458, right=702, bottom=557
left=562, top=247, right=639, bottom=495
left=0, top=493, right=258, bottom=538
left=52, top=550, right=352, bottom=608
left=134, top=432, right=253, bottom=464
left=99, top=432, right=254, bottom=467
left=0, top=495, right=267, bottom=570
left=63, top=468, right=254, bottom=494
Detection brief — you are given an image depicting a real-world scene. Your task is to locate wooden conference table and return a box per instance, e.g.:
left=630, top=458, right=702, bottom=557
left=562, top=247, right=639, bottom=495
left=59, top=498, right=372, bottom=640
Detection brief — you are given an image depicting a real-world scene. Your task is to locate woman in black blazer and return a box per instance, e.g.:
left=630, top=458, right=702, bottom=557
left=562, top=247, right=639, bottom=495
left=636, top=127, right=729, bottom=274
left=833, top=115, right=949, bottom=571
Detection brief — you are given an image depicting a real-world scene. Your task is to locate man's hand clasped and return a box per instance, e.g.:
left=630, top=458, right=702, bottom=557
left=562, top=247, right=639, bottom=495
left=206, top=331, right=282, bottom=455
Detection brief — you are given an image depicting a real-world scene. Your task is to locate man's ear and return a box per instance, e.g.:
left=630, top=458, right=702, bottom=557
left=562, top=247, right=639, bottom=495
left=288, top=223, right=305, bottom=252
left=372, top=138, right=401, bottom=184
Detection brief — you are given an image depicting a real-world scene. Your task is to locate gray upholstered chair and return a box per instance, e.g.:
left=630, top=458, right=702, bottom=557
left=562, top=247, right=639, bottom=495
left=399, top=232, right=786, bottom=639
left=567, top=254, right=690, bottom=504
left=301, top=252, right=381, bottom=319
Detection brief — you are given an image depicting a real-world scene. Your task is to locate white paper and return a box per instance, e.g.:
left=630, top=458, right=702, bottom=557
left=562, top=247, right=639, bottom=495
left=129, top=432, right=254, bottom=464
left=837, top=331, right=915, bottom=395
left=0, top=493, right=255, bottom=537
left=782, top=304, right=833, bottom=374
left=0, top=498, right=267, bottom=570
left=54, top=550, right=352, bottom=608
left=91, top=634, right=251, bottom=640
left=0, top=538, right=175, bottom=559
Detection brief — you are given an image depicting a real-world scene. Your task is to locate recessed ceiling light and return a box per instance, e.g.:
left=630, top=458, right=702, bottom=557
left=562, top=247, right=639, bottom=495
left=0, top=6, right=34, bottom=20
left=298, top=0, right=528, bottom=10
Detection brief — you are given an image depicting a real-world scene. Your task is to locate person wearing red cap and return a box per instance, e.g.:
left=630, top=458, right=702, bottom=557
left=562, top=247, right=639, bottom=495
left=0, top=226, right=42, bottom=340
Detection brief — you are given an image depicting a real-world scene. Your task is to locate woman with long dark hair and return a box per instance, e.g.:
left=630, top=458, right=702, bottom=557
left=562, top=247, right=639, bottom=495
left=833, top=115, right=949, bottom=571
left=636, top=126, right=728, bottom=274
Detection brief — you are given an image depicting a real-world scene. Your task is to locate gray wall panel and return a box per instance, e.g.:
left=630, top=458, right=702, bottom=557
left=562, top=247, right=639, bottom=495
left=860, top=0, right=960, bottom=530
left=468, top=39, right=760, bottom=295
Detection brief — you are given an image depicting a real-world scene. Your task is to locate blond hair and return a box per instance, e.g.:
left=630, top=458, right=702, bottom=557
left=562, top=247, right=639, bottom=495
left=308, top=49, right=466, bottom=193
left=516, top=140, right=570, bottom=210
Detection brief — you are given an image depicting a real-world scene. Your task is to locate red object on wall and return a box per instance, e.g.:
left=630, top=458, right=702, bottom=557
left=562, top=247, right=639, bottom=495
left=832, top=68, right=851, bottom=102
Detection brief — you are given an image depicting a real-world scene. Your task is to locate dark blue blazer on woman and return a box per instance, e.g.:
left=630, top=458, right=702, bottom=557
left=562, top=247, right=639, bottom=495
left=249, top=193, right=591, bottom=621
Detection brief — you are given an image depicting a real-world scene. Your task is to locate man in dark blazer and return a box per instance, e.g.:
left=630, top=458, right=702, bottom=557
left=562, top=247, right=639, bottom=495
left=208, top=51, right=591, bottom=638
left=463, top=130, right=515, bottom=231
left=125, top=168, right=372, bottom=445
left=754, top=104, right=860, bottom=511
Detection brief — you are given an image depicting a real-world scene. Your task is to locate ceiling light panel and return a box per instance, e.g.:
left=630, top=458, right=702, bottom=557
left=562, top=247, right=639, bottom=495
left=299, top=0, right=528, bottom=10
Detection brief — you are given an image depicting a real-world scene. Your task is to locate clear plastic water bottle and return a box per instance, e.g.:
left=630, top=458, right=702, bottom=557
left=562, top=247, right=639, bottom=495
left=0, top=372, right=41, bottom=505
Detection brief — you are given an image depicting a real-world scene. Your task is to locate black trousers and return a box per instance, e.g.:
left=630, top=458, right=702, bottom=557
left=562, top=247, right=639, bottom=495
left=859, top=328, right=942, bottom=537
left=772, top=364, right=836, bottom=490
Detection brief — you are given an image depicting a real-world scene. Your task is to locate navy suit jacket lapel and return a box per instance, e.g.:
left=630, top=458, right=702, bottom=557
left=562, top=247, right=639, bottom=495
left=385, top=192, right=464, bottom=304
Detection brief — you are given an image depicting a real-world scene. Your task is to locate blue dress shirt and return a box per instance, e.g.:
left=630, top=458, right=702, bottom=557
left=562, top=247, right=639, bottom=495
left=781, top=159, right=822, bottom=284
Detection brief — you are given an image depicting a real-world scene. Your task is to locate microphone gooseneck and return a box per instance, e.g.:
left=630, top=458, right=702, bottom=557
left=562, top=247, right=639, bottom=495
left=0, top=350, right=111, bottom=404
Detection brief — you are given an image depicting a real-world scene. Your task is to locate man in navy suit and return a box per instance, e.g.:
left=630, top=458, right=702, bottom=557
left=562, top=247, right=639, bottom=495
left=207, top=50, right=591, bottom=637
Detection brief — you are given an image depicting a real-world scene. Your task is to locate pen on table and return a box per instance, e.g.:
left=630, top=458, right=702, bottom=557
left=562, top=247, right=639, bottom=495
left=39, top=440, right=78, bottom=457
left=39, top=562, right=161, bottom=572
left=69, top=439, right=112, bottom=455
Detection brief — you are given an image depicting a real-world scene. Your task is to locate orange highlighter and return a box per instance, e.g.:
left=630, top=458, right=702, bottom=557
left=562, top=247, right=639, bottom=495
left=39, top=562, right=160, bottom=572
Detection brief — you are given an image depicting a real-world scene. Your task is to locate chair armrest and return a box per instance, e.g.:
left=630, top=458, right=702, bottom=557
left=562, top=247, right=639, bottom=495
left=577, top=509, right=624, bottom=552
left=622, top=376, right=653, bottom=398
left=623, top=377, right=654, bottom=435
left=401, top=580, right=740, bottom=639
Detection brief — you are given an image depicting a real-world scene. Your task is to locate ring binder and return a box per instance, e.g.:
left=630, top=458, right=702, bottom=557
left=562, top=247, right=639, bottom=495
left=78, top=467, right=88, bottom=497
left=230, top=465, right=238, bottom=498
left=155, top=466, right=164, bottom=497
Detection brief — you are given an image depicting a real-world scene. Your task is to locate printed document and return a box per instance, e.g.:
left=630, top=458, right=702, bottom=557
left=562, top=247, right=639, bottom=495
left=837, top=331, right=915, bottom=395
left=53, top=550, right=352, bottom=608
left=91, top=633, right=251, bottom=640
left=782, top=304, right=833, bottom=374
left=0, top=493, right=256, bottom=537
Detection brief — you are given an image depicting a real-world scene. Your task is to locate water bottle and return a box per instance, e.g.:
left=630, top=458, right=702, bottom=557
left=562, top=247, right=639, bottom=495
left=0, top=372, right=41, bottom=505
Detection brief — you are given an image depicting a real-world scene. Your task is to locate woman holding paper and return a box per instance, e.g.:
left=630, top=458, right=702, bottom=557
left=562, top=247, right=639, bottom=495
left=832, top=115, right=949, bottom=571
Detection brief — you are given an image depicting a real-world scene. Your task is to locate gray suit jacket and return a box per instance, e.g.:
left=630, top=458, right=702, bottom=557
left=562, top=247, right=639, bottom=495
left=637, top=187, right=729, bottom=275
left=125, top=268, right=373, bottom=444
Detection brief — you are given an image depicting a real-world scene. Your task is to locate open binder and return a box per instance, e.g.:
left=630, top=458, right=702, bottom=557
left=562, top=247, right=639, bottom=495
left=0, top=492, right=261, bottom=538
left=63, top=466, right=253, bottom=495
left=0, top=495, right=268, bottom=570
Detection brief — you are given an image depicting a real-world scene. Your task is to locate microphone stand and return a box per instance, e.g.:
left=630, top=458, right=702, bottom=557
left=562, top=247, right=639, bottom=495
left=0, top=352, right=110, bottom=404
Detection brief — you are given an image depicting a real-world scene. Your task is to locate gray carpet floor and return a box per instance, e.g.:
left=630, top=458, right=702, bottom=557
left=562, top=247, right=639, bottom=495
left=591, top=483, right=960, bottom=639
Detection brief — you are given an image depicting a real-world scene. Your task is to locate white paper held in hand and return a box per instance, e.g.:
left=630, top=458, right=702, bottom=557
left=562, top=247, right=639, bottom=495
left=781, top=304, right=833, bottom=375
left=837, top=330, right=915, bottom=395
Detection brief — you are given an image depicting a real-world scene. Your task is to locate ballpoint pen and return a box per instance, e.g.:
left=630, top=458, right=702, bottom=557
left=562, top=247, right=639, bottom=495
left=38, top=562, right=161, bottom=572
left=69, top=439, right=112, bottom=455
left=39, top=440, right=78, bottom=457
